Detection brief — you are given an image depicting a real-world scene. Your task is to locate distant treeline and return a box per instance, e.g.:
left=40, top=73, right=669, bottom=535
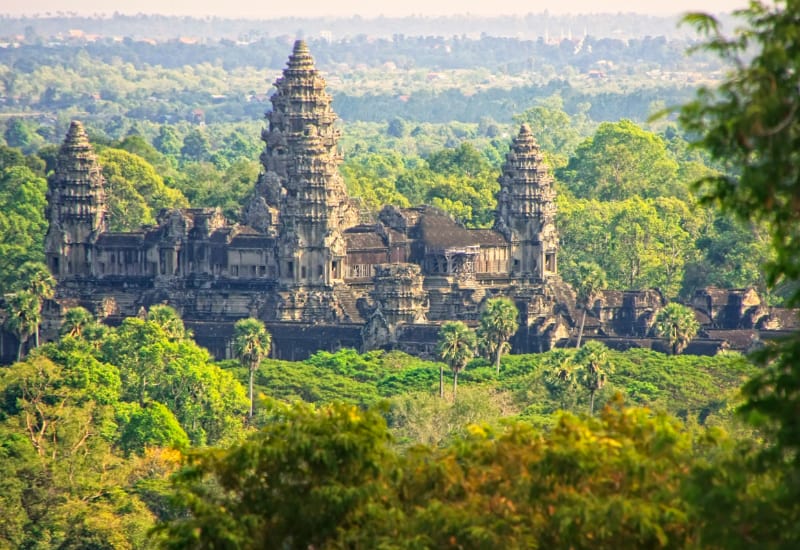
left=0, top=12, right=731, bottom=41
left=1, top=34, right=719, bottom=73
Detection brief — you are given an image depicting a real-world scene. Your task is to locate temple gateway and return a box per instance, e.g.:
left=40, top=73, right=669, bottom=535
left=37, top=41, right=796, bottom=360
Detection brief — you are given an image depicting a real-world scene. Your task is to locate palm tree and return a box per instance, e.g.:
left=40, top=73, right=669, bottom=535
left=476, top=297, right=519, bottom=374
left=437, top=321, right=477, bottom=403
left=233, top=318, right=272, bottom=420
left=60, top=306, right=95, bottom=338
left=574, top=262, right=607, bottom=348
left=653, top=303, right=700, bottom=355
left=146, top=304, right=187, bottom=340
left=18, top=262, right=56, bottom=348
left=575, top=340, right=612, bottom=415
left=542, top=349, right=578, bottom=410
left=4, top=290, right=40, bottom=360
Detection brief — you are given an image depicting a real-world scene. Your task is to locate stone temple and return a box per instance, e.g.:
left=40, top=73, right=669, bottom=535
left=32, top=40, right=796, bottom=361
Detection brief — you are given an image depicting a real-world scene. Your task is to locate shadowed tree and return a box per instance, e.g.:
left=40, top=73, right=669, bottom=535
left=233, top=318, right=272, bottom=420
left=477, top=297, right=519, bottom=374
left=677, top=4, right=800, bottom=544
left=16, top=261, right=55, bottom=347
left=4, top=290, right=39, bottom=360
left=574, top=262, right=607, bottom=348
left=60, top=306, right=95, bottom=339
left=437, top=321, right=477, bottom=403
left=653, top=302, right=700, bottom=355
left=575, top=340, right=612, bottom=415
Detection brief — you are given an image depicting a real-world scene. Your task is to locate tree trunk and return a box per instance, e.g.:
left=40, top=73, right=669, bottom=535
left=249, top=364, right=255, bottom=420
left=439, top=365, right=444, bottom=399
left=453, top=369, right=459, bottom=403
left=494, top=350, right=502, bottom=375
left=34, top=323, right=40, bottom=348
left=17, top=338, right=24, bottom=362
left=577, top=309, right=587, bottom=348
left=589, top=390, right=595, bottom=416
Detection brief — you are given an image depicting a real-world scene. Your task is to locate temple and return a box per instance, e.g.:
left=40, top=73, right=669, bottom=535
left=27, top=41, right=796, bottom=361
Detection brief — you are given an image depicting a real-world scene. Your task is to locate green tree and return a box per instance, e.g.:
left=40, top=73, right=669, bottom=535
left=0, top=166, right=48, bottom=295
left=573, top=262, right=607, bottom=348
left=0, top=354, right=155, bottom=548
left=476, top=297, right=519, bottom=374
left=233, top=318, right=272, bottom=421
left=101, top=314, right=248, bottom=445
left=180, top=129, right=211, bottom=162
left=560, top=120, right=680, bottom=200
left=156, top=400, right=392, bottom=550
left=653, top=302, right=700, bottom=355
left=575, top=340, right=612, bottom=415
left=146, top=304, right=188, bottom=340
left=60, top=306, right=96, bottom=339
left=680, top=1, right=800, bottom=486
left=4, top=290, right=39, bottom=360
left=153, top=125, right=182, bottom=157
left=542, top=349, right=578, bottom=410
left=437, top=321, right=477, bottom=403
left=15, top=261, right=55, bottom=347
left=118, top=401, right=190, bottom=456
left=99, top=148, right=188, bottom=231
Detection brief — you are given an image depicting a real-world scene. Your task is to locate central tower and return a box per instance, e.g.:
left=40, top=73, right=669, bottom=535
left=250, top=40, right=358, bottom=321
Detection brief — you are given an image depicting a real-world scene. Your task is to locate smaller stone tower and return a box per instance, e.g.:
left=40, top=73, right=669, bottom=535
left=45, top=121, right=106, bottom=278
left=495, top=123, right=558, bottom=282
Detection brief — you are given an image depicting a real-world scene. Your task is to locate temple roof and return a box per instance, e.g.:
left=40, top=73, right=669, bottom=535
left=417, top=209, right=506, bottom=250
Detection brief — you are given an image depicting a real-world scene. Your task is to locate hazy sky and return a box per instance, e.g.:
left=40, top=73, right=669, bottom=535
left=5, top=0, right=748, bottom=18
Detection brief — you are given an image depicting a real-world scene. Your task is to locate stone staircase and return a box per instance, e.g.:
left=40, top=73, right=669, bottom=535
left=334, top=284, right=364, bottom=323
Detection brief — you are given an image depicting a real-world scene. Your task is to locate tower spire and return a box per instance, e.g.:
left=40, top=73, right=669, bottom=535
left=495, top=124, right=558, bottom=280
left=45, top=121, right=107, bottom=278
left=252, top=40, right=356, bottom=302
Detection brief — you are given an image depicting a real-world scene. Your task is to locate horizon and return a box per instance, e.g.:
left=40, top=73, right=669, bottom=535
left=3, top=0, right=747, bottom=18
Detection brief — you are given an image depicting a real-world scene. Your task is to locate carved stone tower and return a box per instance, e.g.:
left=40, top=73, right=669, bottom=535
left=495, top=123, right=558, bottom=281
left=247, top=40, right=358, bottom=321
left=45, top=121, right=106, bottom=278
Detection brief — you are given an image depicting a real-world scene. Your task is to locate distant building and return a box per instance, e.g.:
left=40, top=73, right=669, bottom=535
left=12, top=40, right=794, bottom=363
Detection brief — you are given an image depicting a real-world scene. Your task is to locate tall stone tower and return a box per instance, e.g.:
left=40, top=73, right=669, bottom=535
left=495, top=123, right=558, bottom=281
left=44, top=121, right=106, bottom=278
left=249, top=40, right=358, bottom=321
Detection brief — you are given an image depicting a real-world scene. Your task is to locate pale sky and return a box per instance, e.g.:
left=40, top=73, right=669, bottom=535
left=3, top=0, right=748, bottom=18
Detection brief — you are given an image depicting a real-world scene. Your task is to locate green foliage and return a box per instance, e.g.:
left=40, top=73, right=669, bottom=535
left=98, top=148, right=188, bottom=231
left=476, top=297, right=519, bottom=372
left=157, top=400, right=392, bottom=550
left=559, top=119, right=681, bottom=200
left=0, top=165, right=47, bottom=294
left=573, top=261, right=607, bottom=347
left=0, top=354, right=156, bottom=548
left=559, top=196, right=695, bottom=296
left=118, top=401, right=190, bottom=456
left=678, top=13, right=800, bottom=541
left=3, top=290, right=40, bottom=360
left=653, top=302, right=701, bottom=355
left=233, top=318, right=271, bottom=420
left=575, top=340, right=613, bottom=414
left=157, top=398, right=718, bottom=549
left=437, top=321, right=477, bottom=401
left=680, top=3, right=800, bottom=304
